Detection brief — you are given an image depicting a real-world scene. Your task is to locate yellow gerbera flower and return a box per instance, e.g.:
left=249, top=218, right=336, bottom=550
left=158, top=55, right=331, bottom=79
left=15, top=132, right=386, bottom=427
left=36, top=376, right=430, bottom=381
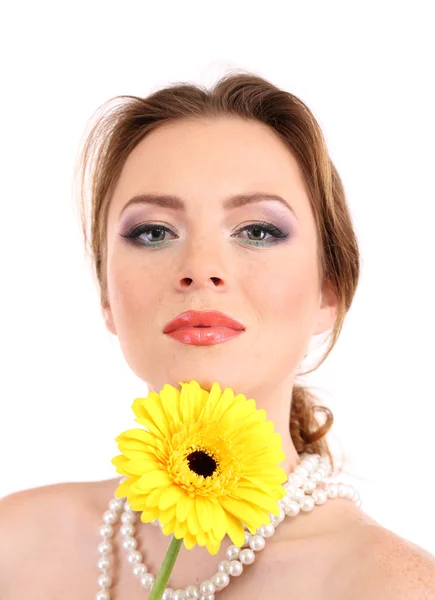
left=112, top=380, right=287, bottom=555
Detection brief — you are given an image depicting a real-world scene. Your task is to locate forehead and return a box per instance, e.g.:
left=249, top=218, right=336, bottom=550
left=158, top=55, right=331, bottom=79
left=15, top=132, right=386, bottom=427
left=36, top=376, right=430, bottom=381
left=109, top=117, right=312, bottom=220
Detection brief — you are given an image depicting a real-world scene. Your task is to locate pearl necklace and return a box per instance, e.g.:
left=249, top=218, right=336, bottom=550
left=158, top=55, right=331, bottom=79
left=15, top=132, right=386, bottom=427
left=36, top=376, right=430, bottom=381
left=95, top=453, right=361, bottom=600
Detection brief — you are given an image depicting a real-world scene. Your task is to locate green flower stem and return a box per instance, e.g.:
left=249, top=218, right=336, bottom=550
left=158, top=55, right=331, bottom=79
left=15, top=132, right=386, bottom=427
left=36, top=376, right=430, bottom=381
left=148, top=535, right=183, bottom=600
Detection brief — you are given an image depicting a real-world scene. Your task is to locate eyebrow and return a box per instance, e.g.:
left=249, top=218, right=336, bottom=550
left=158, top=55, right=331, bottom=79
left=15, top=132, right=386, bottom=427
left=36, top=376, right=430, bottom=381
left=118, top=192, right=297, bottom=220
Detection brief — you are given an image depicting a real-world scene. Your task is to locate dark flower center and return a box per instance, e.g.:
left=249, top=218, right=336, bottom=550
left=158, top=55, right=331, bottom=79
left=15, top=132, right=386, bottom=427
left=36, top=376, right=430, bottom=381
left=187, top=450, right=217, bottom=477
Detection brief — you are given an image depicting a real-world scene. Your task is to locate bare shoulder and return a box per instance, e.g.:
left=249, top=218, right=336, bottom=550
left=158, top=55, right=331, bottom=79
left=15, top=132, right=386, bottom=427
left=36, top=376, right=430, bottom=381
left=336, top=522, right=435, bottom=599
left=0, top=480, right=109, bottom=595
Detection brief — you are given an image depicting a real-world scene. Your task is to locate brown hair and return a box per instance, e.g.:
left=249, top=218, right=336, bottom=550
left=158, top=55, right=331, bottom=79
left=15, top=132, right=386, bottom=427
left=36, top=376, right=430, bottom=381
left=75, top=69, right=360, bottom=474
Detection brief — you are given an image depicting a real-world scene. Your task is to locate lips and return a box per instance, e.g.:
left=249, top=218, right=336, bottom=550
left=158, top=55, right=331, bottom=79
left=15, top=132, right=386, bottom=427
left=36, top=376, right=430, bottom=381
left=163, top=310, right=245, bottom=334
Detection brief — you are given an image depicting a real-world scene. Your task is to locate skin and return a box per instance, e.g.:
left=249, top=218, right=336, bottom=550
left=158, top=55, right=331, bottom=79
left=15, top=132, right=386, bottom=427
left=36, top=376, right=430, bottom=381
left=102, top=116, right=339, bottom=478
left=1, top=117, right=434, bottom=598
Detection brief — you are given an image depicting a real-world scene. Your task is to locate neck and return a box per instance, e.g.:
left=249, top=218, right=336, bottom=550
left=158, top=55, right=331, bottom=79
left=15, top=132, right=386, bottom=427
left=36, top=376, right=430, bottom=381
left=241, top=376, right=302, bottom=476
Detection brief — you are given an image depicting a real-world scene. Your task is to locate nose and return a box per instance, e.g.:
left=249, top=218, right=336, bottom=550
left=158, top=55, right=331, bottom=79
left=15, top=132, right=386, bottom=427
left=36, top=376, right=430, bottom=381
left=180, top=275, right=224, bottom=289
left=174, top=238, right=228, bottom=292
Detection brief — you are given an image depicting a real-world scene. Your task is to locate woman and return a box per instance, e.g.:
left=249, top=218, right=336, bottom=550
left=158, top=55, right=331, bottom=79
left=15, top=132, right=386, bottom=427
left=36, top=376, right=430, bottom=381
left=1, top=71, right=434, bottom=599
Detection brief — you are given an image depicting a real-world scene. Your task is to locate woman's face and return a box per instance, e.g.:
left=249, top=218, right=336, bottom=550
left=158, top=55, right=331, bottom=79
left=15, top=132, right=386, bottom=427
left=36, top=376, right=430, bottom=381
left=103, top=117, right=337, bottom=397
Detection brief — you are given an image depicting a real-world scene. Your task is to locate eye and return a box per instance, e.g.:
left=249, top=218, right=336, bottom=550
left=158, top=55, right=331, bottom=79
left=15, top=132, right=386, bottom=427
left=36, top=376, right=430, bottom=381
left=120, top=224, right=177, bottom=247
left=233, top=222, right=289, bottom=245
left=120, top=221, right=289, bottom=248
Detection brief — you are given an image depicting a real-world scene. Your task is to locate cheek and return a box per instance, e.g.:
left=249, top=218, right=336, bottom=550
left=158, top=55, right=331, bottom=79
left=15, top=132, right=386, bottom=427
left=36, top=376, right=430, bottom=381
left=243, top=250, right=319, bottom=329
left=107, top=258, right=158, bottom=324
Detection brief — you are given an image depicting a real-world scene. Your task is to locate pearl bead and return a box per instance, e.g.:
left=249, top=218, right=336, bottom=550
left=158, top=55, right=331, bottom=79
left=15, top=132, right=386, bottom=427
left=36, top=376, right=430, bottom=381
left=270, top=507, right=285, bottom=526
left=300, top=496, right=315, bottom=512
left=239, top=549, right=255, bottom=565
left=228, top=560, right=243, bottom=576
left=226, top=545, right=240, bottom=560
left=346, top=485, right=356, bottom=500
left=283, top=482, right=297, bottom=495
left=103, top=510, right=118, bottom=525
left=312, top=489, right=328, bottom=505
left=97, top=541, right=112, bottom=555
left=293, top=488, right=305, bottom=504
left=140, top=572, right=155, bottom=589
left=122, top=536, right=137, bottom=550
left=303, top=454, right=319, bottom=467
left=259, top=523, right=275, bottom=537
left=217, top=559, right=230, bottom=573
left=121, top=512, right=136, bottom=524
left=243, top=531, right=252, bottom=546
left=99, top=524, right=114, bottom=538
left=249, top=534, right=266, bottom=552
left=96, top=454, right=361, bottom=599
left=97, top=556, right=111, bottom=570
left=200, top=580, right=216, bottom=594
left=97, top=573, right=112, bottom=588
left=120, top=523, right=135, bottom=536
left=185, top=584, right=200, bottom=598
left=301, top=477, right=316, bottom=493
left=294, top=465, right=309, bottom=479
left=283, top=500, right=300, bottom=517
left=288, top=473, right=303, bottom=487
left=212, top=571, right=230, bottom=589
left=338, top=483, right=348, bottom=498
left=301, top=458, right=316, bottom=472
left=132, top=562, right=147, bottom=577
left=327, top=483, right=338, bottom=498
left=127, top=550, right=142, bottom=564
left=109, top=498, right=124, bottom=511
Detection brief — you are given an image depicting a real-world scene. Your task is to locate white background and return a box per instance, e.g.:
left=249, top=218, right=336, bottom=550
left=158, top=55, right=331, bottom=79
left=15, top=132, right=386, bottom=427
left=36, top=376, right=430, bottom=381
left=1, top=1, right=434, bottom=555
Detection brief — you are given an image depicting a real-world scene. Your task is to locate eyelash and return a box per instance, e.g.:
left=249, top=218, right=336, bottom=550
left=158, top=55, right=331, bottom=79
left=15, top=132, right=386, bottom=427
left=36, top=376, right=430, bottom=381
left=120, top=222, right=289, bottom=248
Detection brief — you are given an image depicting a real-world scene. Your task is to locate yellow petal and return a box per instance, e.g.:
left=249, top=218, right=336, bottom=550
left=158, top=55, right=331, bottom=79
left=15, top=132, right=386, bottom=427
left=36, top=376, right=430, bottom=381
left=201, top=386, right=234, bottom=422
left=139, top=507, right=160, bottom=522
left=173, top=520, right=188, bottom=539
left=187, top=506, right=201, bottom=535
left=216, top=401, right=263, bottom=435
left=115, top=427, right=158, bottom=447
left=114, top=477, right=137, bottom=498
left=209, top=501, right=227, bottom=541
left=179, top=381, right=202, bottom=423
left=175, top=492, right=193, bottom=522
left=162, top=518, right=176, bottom=536
left=134, top=470, right=172, bottom=491
left=132, top=397, right=167, bottom=441
left=196, top=530, right=207, bottom=546
left=195, top=495, right=213, bottom=533
left=158, top=485, right=185, bottom=511
left=117, top=458, right=159, bottom=477
left=160, top=384, right=182, bottom=425
left=230, top=485, right=282, bottom=514
left=159, top=505, right=176, bottom=525
left=145, top=487, right=164, bottom=508
left=224, top=511, right=245, bottom=547
left=111, top=455, right=131, bottom=476
left=205, top=532, right=222, bottom=555
left=183, top=532, right=197, bottom=550
left=220, top=496, right=269, bottom=529
left=143, top=391, right=174, bottom=437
